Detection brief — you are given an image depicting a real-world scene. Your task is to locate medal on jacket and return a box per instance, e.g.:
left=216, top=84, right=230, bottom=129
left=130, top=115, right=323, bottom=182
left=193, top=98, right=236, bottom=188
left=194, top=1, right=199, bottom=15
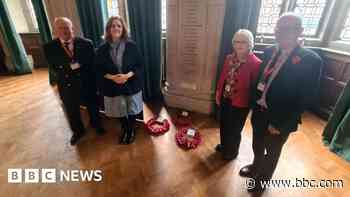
left=224, top=84, right=231, bottom=92
left=257, top=82, right=265, bottom=92
left=223, top=62, right=240, bottom=98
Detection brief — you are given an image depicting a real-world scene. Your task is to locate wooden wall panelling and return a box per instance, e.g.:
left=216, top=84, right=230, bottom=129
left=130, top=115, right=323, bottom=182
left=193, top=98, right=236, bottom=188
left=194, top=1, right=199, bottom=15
left=20, top=33, right=48, bottom=68
left=317, top=51, right=350, bottom=119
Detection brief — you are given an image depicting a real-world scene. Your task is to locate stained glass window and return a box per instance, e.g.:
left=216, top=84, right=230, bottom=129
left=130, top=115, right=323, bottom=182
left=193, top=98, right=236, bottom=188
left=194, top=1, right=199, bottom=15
left=257, top=0, right=283, bottom=34
left=257, top=0, right=328, bottom=37
left=107, top=0, right=119, bottom=17
left=294, top=0, right=328, bottom=36
left=340, top=11, right=350, bottom=41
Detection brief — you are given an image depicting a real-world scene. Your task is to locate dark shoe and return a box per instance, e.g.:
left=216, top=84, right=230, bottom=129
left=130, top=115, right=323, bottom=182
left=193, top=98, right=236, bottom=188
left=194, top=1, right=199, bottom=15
left=215, top=144, right=223, bottom=153
left=119, top=127, right=128, bottom=144
left=239, top=164, right=256, bottom=178
left=96, top=127, right=106, bottom=136
left=126, top=128, right=136, bottom=144
left=70, top=132, right=85, bottom=145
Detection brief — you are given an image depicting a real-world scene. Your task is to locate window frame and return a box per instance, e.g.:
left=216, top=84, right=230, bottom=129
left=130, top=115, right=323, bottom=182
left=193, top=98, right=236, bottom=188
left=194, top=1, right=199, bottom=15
left=256, top=0, right=333, bottom=45
left=326, top=0, right=350, bottom=52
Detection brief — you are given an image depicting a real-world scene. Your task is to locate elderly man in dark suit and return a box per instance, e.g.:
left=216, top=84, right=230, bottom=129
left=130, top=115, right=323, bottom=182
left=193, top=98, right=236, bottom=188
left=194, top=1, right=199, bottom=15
left=43, top=17, right=105, bottom=145
left=239, top=13, right=323, bottom=192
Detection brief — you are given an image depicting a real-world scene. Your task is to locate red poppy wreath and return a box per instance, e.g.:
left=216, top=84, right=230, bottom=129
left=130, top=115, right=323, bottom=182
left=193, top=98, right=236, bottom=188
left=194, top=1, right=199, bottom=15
left=173, top=111, right=192, bottom=127
left=175, top=127, right=201, bottom=150
left=145, top=117, right=170, bottom=136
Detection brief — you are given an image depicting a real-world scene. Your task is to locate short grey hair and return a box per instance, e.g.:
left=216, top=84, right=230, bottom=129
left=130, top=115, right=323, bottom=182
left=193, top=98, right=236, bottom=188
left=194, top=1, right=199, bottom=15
left=53, top=17, right=73, bottom=29
left=279, top=12, right=303, bottom=28
left=232, top=29, right=255, bottom=51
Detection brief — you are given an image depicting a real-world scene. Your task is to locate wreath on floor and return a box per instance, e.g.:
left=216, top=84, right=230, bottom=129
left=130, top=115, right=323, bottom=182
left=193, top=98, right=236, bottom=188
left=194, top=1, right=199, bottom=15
left=173, top=111, right=192, bottom=127
left=145, top=117, right=170, bottom=136
left=175, top=127, right=201, bottom=150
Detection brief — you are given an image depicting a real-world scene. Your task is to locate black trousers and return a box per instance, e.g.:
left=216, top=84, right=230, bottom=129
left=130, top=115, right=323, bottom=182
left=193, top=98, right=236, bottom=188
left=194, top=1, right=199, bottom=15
left=58, top=84, right=85, bottom=134
left=220, top=99, right=249, bottom=158
left=251, top=108, right=290, bottom=180
left=82, top=89, right=101, bottom=128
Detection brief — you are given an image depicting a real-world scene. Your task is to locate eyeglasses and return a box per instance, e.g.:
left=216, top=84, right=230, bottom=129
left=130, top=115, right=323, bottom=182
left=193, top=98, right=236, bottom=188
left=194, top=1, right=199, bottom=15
left=275, top=26, right=301, bottom=34
left=233, top=40, right=248, bottom=44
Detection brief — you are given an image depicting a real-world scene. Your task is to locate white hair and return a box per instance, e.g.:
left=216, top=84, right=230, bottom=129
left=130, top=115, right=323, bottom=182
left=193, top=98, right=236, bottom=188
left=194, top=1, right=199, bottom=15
left=232, top=29, right=255, bottom=51
left=53, top=17, right=73, bottom=28
left=279, top=12, right=303, bottom=28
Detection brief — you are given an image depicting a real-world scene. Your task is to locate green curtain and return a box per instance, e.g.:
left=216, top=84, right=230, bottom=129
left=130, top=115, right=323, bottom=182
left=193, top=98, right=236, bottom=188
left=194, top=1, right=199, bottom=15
left=217, top=0, right=262, bottom=77
left=76, top=0, right=105, bottom=47
left=31, top=0, right=56, bottom=85
left=323, top=80, right=350, bottom=162
left=127, top=0, right=162, bottom=101
left=0, top=0, right=31, bottom=74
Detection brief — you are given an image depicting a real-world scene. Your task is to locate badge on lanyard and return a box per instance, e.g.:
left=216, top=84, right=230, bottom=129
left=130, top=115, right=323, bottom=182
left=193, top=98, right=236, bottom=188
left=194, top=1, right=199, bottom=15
left=224, top=84, right=231, bottom=92
left=257, top=82, right=265, bottom=92
left=70, top=62, right=80, bottom=70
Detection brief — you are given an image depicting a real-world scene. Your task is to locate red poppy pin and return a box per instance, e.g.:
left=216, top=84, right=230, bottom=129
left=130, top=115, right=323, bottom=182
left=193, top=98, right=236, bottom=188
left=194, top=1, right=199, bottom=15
left=292, top=56, right=301, bottom=64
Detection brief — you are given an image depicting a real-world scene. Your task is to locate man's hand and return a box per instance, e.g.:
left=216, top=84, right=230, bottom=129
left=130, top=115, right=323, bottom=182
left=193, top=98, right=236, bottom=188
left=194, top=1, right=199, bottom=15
left=268, top=124, right=281, bottom=135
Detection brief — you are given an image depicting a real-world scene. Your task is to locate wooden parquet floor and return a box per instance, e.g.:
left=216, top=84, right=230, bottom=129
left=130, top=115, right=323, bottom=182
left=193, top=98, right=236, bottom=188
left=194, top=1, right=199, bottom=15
left=0, top=68, right=349, bottom=197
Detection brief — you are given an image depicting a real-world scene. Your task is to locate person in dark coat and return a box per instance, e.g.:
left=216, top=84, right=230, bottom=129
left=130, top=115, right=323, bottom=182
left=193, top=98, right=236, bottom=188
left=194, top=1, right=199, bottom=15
left=95, top=16, right=144, bottom=144
left=43, top=17, right=105, bottom=145
left=238, top=13, right=323, bottom=193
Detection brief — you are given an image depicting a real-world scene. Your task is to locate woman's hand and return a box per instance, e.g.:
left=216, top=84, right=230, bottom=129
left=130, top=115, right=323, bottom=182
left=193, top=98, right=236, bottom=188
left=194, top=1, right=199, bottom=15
left=107, top=72, right=135, bottom=84
left=112, top=74, right=128, bottom=84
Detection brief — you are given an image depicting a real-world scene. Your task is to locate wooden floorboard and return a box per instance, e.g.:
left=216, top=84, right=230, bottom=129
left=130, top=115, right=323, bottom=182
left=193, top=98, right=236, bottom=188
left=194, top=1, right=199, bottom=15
left=0, top=68, right=349, bottom=197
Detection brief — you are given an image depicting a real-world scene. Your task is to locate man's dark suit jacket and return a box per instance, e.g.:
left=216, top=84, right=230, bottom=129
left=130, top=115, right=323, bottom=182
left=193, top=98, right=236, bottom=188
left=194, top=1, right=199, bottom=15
left=43, top=37, right=97, bottom=101
left=251, top=45, right=323, bottom=133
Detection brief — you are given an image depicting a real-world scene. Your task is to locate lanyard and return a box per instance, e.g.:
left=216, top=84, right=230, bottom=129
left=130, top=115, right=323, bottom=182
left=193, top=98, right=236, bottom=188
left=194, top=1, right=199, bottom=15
left=61, top=42, right=74, bottom=59
left=260, top=49, right=280, bottom=83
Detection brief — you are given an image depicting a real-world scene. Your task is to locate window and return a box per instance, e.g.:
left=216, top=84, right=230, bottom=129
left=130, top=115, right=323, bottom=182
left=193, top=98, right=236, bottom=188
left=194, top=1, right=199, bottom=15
left=294, top=0, right=327, bottom=36
left=340, top=11, right=350, bottom=41
left=26, top=0, right=38, bottom=31
left=257, top=0, right=329, bottom=37
left=257, top=0, right=283, bottom=35
left=161, top=0, right=167, bottom=32
left=107, top=0, right=119, bottom=17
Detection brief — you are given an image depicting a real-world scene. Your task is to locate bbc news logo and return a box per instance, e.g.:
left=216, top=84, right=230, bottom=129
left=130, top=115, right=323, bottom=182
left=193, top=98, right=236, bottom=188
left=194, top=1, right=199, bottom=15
left=8, top=169, right=103, bottom=183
